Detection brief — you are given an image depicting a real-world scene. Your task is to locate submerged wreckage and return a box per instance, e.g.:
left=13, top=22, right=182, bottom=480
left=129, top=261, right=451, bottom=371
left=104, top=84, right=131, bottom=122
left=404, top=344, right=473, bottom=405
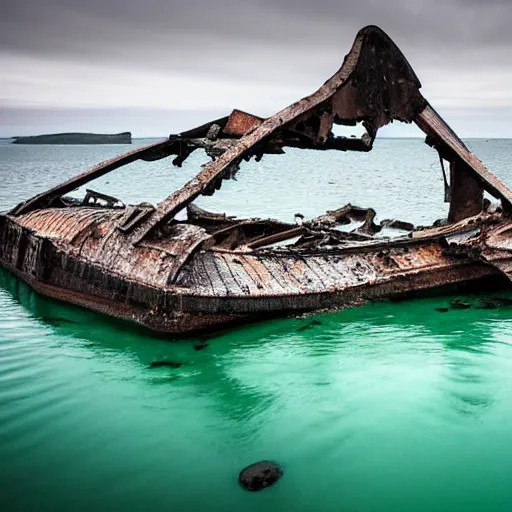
left=2, top=26, right=512, bottom=335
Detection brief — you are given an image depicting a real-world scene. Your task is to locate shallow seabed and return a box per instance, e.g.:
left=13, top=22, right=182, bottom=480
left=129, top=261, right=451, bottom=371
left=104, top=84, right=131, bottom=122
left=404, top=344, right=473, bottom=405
left=2, top=138, right=512, bottom=511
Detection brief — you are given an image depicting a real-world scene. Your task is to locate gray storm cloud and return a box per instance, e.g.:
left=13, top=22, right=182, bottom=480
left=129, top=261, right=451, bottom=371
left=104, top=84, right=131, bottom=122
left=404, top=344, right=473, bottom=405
left=1, top=0, right=511, bottom=136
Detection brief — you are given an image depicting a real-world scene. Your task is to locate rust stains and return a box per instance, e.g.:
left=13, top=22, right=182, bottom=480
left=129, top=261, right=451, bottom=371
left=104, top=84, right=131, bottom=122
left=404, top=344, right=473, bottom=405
left=1, top=25, right=512, bottom=335
left=223, top=110, right=264, bottom=138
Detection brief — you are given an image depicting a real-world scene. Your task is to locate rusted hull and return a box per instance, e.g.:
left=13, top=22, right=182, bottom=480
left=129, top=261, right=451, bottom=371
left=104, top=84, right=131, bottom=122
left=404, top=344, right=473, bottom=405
left=0, top=211, right=504, bottom=335
left=3, top=25, right=512, bottom=335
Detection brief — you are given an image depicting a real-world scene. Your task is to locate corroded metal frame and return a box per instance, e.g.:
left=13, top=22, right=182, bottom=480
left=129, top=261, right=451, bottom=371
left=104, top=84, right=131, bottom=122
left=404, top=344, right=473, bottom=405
left=2, top=25, right=512, bottom=335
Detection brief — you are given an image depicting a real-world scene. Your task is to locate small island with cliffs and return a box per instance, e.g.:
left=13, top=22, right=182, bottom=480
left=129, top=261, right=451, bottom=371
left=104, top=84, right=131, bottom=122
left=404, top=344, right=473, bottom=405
left=12, top=132, right=132, bottom=145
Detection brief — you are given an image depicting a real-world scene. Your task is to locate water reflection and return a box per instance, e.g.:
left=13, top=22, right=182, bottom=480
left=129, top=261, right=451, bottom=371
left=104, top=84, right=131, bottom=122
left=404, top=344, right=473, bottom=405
left=2, top=265, right=512, bottom=511
left=3, top=264, right=512, bottom=360
left=0, top=266, right=278, bottom=426
left=1, top=263, right=510, bottom=427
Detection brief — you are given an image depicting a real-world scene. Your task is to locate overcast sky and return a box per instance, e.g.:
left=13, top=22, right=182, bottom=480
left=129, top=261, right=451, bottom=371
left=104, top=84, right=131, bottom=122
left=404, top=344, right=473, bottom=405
left=1, top=0, right=511, bottom=137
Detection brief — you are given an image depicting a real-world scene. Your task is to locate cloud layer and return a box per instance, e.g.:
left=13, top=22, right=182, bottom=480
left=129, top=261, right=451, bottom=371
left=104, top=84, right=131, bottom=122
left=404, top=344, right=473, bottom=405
left=1, top=0, right=511, bottom=136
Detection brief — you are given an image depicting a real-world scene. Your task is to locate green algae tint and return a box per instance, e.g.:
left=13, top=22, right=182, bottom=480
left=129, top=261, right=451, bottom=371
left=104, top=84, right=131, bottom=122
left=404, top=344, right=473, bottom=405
left=2, top=138, right=512, bottom=511
left=2, top=266, right=512, bottom=511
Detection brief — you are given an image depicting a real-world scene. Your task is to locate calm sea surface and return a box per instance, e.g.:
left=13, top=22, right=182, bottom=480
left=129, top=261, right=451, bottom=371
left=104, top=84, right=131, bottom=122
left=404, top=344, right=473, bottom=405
left=1, top=138, right=512, bottom=511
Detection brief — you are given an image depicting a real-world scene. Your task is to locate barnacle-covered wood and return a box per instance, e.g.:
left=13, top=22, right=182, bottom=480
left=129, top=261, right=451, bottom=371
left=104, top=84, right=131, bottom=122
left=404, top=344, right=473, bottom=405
left=2, top=25, right=512, bottom=335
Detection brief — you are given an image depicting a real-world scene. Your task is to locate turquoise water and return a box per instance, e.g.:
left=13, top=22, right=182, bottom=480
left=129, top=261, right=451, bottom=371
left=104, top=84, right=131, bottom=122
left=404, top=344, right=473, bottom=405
left=2, top=138, right=512, bottom=511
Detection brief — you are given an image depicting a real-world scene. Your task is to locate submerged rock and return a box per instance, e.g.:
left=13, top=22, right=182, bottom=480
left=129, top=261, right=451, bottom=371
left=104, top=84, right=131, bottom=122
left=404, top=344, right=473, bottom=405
left=193, top=341, right=209, bottom=351
left=148, top=361, right=183, bottom=369
left=450, top=299, right=472, bottom=310
left=476, top=297, right=512, bottom=309
left=494, top=297, right=512, bottom=306
left=435, top=307, right=449, bottom=313
left=476, top=300, right=500, bottom=310
left=239, top=461, right=283, bottom=492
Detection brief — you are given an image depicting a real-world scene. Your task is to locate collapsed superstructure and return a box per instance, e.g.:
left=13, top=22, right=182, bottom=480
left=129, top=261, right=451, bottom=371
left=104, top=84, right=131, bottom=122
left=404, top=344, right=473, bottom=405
left=1, top=25, right=512, bottom=334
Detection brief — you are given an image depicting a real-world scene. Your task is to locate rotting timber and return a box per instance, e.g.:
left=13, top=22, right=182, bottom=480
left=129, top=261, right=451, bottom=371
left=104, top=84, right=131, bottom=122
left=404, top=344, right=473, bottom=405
left=2, top=25, right=512, bottom=335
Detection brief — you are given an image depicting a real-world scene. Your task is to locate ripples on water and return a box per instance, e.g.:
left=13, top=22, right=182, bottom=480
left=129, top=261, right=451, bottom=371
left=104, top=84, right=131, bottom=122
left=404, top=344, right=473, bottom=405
left=1, top=139, right=512, bottom=511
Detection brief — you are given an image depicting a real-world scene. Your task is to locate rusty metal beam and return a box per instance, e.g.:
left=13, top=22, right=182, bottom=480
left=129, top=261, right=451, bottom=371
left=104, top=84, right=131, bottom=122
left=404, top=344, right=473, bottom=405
left=11, top=139, right=172, bottom=216
left=416, top=104, right=512, bottom=209
left=448, top=160, right=484, bottom=223
left=133, top=25, right=427, bottom=242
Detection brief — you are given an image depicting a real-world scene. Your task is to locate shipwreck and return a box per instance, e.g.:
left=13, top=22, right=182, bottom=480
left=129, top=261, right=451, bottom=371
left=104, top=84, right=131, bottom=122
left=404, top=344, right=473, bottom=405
left=1, top=25, right=512, bottom=335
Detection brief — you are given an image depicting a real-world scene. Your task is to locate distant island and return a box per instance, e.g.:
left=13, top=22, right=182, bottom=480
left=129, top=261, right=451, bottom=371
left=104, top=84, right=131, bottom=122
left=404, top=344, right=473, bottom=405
left=12, top=132, right=132, bottom=145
